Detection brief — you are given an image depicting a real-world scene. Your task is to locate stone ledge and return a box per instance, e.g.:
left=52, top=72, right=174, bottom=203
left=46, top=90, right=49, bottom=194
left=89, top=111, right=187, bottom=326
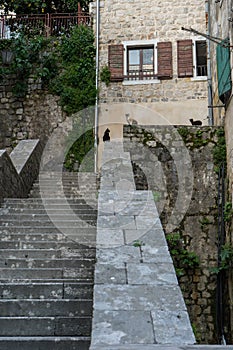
left=0, top=139, right=42, bottom=202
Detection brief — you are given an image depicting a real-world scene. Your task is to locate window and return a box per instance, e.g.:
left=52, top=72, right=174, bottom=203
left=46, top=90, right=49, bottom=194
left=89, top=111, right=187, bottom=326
left=127, top=46, right=155, bottom=80
left=177, top=39, right=207, bottom=78
left=108, top=40, right=173, bottom=83
left=195, top=40, right=207, bottom=77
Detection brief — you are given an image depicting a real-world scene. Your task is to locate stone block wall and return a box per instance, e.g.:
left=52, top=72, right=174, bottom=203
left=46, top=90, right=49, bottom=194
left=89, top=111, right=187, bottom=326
left=91, top=0, right=208, bottom=124
left=0, top=139, right=42, bottom=203
left=123, top=125, right=224, bottom=344
left=0, top=77, right=66, bottom=152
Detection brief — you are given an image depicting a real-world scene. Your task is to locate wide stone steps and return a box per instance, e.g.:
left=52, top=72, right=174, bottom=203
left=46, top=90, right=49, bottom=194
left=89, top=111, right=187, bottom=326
left=0, top=248, right=96, bottom=259
left=0, top=299, right=92, bottom=316
left=0, top=258, right=94, bottom=268
left=0, top=317, right=92, bottom=336
left=0, top=282, right=93, bottom=299
left=0, top=172, right=97, bottom=349
left=0, top=336, right=90, bottom=350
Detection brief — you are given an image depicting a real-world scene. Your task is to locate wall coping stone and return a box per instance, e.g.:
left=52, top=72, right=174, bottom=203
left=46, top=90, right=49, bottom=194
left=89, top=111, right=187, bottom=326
left=0, top=139, right=42, bottom=203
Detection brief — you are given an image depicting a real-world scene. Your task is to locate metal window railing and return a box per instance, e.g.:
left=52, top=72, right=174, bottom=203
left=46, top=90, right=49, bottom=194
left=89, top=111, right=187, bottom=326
left=125, top=69, right=157, bottom=81
left=0, top=12, right=92, bottom=38
left=197, top=64, right=207, bottom=77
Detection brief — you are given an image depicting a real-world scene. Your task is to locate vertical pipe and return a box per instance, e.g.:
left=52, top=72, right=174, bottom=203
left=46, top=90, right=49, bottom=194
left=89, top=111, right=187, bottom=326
left=206, top=0, right=214, bottom=125
left=94, top=0, right=100, bottom=173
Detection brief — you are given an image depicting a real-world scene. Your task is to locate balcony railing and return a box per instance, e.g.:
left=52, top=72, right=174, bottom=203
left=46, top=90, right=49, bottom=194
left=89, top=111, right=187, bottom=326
left=0, top=12, right=92, bottom=38
left=125, top=69, right=157, bottom=81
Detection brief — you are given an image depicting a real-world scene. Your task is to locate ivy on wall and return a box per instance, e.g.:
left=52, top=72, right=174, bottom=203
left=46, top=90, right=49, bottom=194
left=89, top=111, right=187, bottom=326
left=0, top=25, right=96, bottom=115
left=0, top=25, right=96, bottom=171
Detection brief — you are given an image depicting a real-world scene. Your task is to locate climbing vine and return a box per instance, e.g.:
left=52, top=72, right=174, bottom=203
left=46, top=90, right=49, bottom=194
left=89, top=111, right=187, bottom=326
left=0, top=25, right=96, bottom=114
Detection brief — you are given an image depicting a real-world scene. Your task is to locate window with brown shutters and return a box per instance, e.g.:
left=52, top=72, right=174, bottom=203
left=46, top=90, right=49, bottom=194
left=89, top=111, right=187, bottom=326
left=177, top=39, right=193, bottom=77
left=108, top=44, right=124, bottom=82
left=157, top=42, right=173, bottom=79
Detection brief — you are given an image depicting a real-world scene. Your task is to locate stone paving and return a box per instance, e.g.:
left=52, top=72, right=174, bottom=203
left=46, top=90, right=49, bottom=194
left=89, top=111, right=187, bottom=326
left=90, top=140, right=197, bottom=349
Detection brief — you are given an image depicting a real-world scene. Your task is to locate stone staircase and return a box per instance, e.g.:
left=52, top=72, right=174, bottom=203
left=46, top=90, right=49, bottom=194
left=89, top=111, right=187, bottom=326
left=0, top=172, right=97, bottom=350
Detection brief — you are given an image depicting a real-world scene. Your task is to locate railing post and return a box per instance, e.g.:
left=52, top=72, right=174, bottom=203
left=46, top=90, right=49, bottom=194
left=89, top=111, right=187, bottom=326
left=78, top=2, right=82, bottom=25
left=45, top=13, right=51, bottom=37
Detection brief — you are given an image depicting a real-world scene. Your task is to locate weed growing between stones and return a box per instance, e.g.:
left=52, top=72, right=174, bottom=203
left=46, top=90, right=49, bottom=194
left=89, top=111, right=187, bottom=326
left=166, top=232, right=200, bottom=277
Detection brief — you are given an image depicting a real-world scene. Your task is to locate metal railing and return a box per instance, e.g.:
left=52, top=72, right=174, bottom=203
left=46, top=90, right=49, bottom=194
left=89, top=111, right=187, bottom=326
left=125, top=70, right=157, bottom=81
left=197, top=64, right=207, bottom=77
left=0, top=12, right=92, bottom=38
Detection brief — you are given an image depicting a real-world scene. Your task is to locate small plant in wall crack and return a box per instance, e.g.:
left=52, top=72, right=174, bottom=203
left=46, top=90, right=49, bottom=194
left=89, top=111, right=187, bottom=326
left=133, top=240, right=145, bottom=248
left=166, top=232, right=200, bottom=277
left=211, top=243, right=233, bottom=274
left=224, top=202, right=233, bottom=223
left=100, top=65, right=111, bottom=86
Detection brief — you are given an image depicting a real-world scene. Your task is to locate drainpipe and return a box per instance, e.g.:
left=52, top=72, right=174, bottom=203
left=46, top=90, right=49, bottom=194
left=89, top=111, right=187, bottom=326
left=206, top=0, right=214, bottom=125
left=94, top=0, right=100, bottom=173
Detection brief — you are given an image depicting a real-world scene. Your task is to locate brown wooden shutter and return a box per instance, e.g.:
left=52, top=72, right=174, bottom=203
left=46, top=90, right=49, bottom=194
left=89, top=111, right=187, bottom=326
left=157, top=42, right=173, bottom=79
left=108, top=44, right=124, bottom=82
left=177, top=39, right=193, bottom=77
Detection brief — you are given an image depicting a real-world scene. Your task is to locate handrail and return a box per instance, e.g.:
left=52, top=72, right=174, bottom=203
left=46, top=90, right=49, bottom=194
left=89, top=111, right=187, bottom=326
left=0, top=12, right=92, bottom=38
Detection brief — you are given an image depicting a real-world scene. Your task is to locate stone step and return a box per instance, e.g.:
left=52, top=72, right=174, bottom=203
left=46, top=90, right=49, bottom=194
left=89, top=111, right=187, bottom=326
left=0, top=233, right=71, bottom=242
left=29, top=192, right=97, bottom=200
left=0, top=317, right=91, bottom=336
left=1, top=208, right=97, bottom=215
left=0, top=219, right=96, bottom=228
left=0, top=299, right=92, bottom=317
left=30, top=186, right=97, bottom=193
left=0, top=225, right=96, bottom=233
left=0, top=268, right=93, bottom=280
left=0, top=214, right=97, bottom=221
left=0, top=248, right=96, bottom=259
left=0, top=337, right=90, bottom=350
left=0, top=282, right=93, bottom=299
left=0, top=241, right=96, bottom=250
left=0, top=258, right=95, bottom=269
left=3, top=198, right=97, bottom=206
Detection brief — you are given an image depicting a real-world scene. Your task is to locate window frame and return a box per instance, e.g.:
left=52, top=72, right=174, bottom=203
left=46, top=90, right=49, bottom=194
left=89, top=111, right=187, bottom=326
left=192, top=39, right=208, bottom=81
left=122, top=40, right=160, bottom=85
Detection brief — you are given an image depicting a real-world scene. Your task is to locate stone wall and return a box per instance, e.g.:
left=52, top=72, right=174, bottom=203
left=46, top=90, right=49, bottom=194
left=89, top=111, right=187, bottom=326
left=123, top=125, right=225, bottom=344
left=0, top=77, right=66, bottom=152
left=0, top=139, right=42, bottom=203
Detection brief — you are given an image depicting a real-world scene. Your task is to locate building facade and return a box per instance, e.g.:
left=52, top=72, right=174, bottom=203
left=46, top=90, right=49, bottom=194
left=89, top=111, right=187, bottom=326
left=208, top=0, right=233, bottom=186
left=91, top=0, right=209, bottom=144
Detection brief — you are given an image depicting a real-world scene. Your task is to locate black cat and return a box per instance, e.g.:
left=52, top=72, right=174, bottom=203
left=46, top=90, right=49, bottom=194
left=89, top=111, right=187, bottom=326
left=189, top=118, right=202, bottom=126
left=103, top=128, right=110, bottom=142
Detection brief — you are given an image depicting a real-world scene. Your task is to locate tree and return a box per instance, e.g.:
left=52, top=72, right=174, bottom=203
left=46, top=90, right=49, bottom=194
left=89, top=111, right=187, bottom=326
left=0, top=0, right=91, bottom=14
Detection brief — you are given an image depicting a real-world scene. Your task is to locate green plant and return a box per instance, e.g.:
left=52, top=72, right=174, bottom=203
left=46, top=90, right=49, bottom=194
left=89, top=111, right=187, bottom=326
left=64, top=128, right=94, bottom=172
left=199, top=216, right=211, bottom=230
left=211, top=243, right=233, bottom=274
left=192, top=323, right=202, bottom=343
left=0, top=25, right=96, bottom=113
left=100, top=65, right=111, bottom=86
left=152, top=191, right=161, bottom=203
left=212, top=127, right=226, bottom=172
left=133, top=240, right=145, bottom=248
left=49, top=25, right=96, bottom=115
left=0, top=33, right=48, bottom=97
left=178, top=126, right=189, bottom=139
left=224, top=202, right=233, bottom=222
left=166, top=232, right=200, bottom=276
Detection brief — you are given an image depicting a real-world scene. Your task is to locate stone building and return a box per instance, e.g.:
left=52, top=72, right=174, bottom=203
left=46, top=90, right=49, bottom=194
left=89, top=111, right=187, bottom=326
left=208, top=0, right=233, bottom=342
left=208, top=0, right=233, bottom=185
left=91, top=0, right=209, bottom=147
